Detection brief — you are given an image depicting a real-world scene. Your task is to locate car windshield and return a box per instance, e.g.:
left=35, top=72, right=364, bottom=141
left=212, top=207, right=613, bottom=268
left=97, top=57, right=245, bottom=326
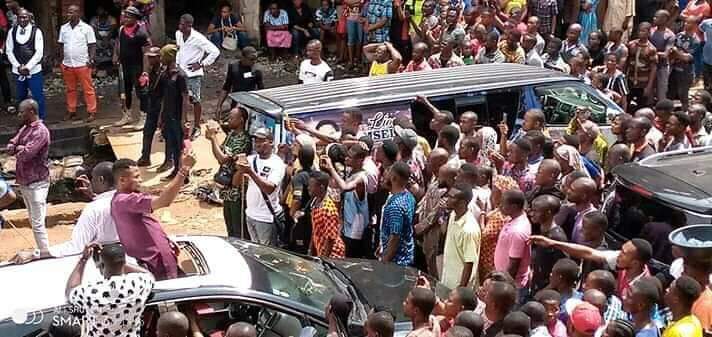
left=229, top=241, right=340, bottom=310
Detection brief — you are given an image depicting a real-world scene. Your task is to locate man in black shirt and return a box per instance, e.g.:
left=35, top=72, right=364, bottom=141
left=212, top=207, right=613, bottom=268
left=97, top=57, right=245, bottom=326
left=114, top=6, right=151, bottom=127
left=288, top=0, right=318, bottom=56
left=157, top=45, right=188, bottom=180
left=216, top=46, right=264, bottom=119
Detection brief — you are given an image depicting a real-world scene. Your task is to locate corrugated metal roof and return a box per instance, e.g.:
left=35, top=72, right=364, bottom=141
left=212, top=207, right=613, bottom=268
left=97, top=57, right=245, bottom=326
left=243, top=63, right=575, bottom=116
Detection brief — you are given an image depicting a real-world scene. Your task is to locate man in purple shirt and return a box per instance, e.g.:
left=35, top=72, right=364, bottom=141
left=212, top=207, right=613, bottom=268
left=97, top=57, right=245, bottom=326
left=110, top=152, right=196, bottom=280
left=6, top=98, right=50, bottom=254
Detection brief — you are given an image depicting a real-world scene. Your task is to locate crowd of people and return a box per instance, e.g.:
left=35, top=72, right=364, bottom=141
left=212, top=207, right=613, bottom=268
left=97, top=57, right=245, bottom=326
left=7, top=0, right=712, bottom=336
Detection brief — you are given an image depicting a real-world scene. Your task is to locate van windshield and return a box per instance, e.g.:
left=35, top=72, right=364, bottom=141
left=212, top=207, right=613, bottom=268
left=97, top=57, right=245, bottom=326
left=535, top=83, right=609, bottom=125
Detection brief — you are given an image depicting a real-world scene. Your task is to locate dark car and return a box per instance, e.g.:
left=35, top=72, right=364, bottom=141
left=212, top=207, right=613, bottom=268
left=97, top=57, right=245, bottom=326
left=0, top=236, right=449, bottom=337
left=605, top=146, right=712, bottom=273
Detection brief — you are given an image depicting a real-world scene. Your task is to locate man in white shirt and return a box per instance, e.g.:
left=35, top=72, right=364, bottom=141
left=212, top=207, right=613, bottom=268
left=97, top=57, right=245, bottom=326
left=298, top=40, right=333, bottom=84
left=236, top=128, right=287, bottom=247
left=58, top=5, right=98, bottom=122
left=9, top=162, right=119, bottom=264
left=523, top=33, right=544, bottom=68
left=6, top=9, right=45, bottom=119
left=526, top=16, right=546, bottom=55
left=176, top=13, right=220, bottom=139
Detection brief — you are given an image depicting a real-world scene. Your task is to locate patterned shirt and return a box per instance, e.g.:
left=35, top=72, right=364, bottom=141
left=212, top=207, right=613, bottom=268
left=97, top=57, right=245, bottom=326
left=316, top=7, right=338, bottom=25
left=219, top=130, right=252, bottom=202
left=8, top=120, right=50, bottom=186
left=428, top=53, right=466, bottom=68
left=671, top=32, right=700, bottom=74
left=68, top=272, right=154, bottom=337
left=311, top=195, right=346, bottom=258
left=627, top=40, right=658, bottom=89
left=530, top=0, right=559, bottom=36
left=501, top=162, right=535, bottom=193
left=560, top=40, right=588, bottom=63
left=498, top=41, right=526, bottom=64
left=479, top=209, right=510, bottom=278
left=380, top=190, right=416, bottom=266
left=367, top=0, right=393, bottom=42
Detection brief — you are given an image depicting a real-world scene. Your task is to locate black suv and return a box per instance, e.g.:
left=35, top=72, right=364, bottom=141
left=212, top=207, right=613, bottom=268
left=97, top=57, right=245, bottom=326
left=604, top=147, right=712, bottom=273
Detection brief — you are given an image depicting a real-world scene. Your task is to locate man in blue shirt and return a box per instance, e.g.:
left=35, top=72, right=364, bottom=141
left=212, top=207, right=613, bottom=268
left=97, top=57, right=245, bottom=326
left=699, top=17, right=712, bottom=92
left=379, top=161, right=416, bottom=266
left=367, top=0, right=393, bottom=43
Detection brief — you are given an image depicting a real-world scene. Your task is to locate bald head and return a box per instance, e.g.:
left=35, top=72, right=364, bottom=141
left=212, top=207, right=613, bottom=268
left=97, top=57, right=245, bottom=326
left=91, top=161, right=115, bottom=194
left=606, top=143, right=631, bottom=171
left=535, top=159, right=561, bottom=187
left=573, top=177, right=597, bottom=194
left=157, top=311, right=190, bottom=337
left=439, top=163, right=460, bottom=189
left=226, top=322, right=257, bottom=337
left=583, top=289, right=607, bottom=316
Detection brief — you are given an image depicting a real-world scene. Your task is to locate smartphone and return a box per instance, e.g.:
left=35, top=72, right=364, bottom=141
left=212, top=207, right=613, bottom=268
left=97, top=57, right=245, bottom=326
left=502, top=112, right=508, bottom=123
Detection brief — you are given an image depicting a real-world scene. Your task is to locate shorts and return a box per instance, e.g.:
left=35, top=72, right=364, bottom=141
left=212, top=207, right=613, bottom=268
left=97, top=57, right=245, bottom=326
left=346, top=20, right=363, bottom=46
left=0, top=178, right=10, bottom=198
left=186, top=76, right=202, bottom=103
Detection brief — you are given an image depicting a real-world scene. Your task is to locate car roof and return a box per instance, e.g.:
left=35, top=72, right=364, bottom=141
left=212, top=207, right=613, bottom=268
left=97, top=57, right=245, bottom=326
left=230, top=64, right=576, bottom=118
left=0, top=236, right=252, bottom=320
left=612, top=147, right=712, bottom=215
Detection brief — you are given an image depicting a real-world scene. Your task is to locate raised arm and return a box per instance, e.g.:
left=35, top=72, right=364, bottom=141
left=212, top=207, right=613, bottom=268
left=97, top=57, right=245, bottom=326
left=529, top=235, right=609, bottom=264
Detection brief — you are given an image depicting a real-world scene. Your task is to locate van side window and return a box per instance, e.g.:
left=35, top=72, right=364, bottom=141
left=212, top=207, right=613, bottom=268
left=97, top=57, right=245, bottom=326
left=534, top=83, right=607, bottom=125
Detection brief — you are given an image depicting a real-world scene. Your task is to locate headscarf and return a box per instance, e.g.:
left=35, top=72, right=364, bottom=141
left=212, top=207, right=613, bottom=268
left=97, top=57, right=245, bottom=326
left=476, top=126, right=498, bottom=168
left=492, top=175, right=519, bottom=192
left=555, top=144, right=589, bottom=177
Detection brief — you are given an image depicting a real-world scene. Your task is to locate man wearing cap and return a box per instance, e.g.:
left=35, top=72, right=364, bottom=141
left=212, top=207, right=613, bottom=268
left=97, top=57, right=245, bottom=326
left=58, top=5, right=98, bottom=122
left=156, top=44, right=189, bottom=180
left=114, top=6, right=152, bottom=127
left=236, top=128, right=287, bottom=246
left=136, top=46, right=166, bottom=169
left=568, top=302, right=603, bottom=337
left=394, top=125, right=425, bottom=200
left=176, top=13, right=221, bottom=140
left=530, top=236, right=653, bottom=297
left=6, top=9, right=45, bottom=119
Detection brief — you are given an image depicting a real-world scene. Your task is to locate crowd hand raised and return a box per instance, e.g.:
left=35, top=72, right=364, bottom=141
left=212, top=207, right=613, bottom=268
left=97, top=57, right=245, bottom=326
left=528, top=235, right=554, bottom=247
left=181, top=150, right=197, bottom=169
left=75, top=174, right=94, bottom=199
left=497, top=121, right=509, bottom=136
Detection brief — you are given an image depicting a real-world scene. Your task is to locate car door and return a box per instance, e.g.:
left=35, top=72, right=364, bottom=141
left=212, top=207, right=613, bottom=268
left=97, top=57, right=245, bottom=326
left=141, top=296, right=329, bottom=337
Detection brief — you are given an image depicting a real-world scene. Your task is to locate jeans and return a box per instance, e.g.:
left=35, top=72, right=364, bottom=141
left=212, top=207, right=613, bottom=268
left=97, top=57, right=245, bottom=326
left=62, top=65, right=97, bottom=114
left=19, top=180, right=49, bottom=251
left=342, top=236, right=365, bottom=258
left=346, top=20, right=364, bottom=46
left=656, top=64, right=670, bottom=102
left=162, top=118, right=183, bottom=176
left=704, top=63, right=712, bottom=93
left=140, top=95, right=162, bottom=160
left=209, top=31, right=249, bottom=49
left=14, top=73, right=46, bottom=119
left=246, top=216, right=277, bottom=246
left=291, top=28, right=321, bottom=54
left=224, top=199, right=250, bottom=240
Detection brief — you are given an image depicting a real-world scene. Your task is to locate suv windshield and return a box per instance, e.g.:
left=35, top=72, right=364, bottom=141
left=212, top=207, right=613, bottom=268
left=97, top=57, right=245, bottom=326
left=535, top=83, right=608, bottom=125
left=230, top=241, right=340, bottom=310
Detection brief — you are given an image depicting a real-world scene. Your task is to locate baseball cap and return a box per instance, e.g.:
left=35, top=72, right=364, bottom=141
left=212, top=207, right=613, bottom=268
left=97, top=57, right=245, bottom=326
left=145, top=47, right=160, bottom=57
left=394, top=125, right=418, bottom=150
left=568, top=301, right=602, bottom=335
left=253, top=127, right=272, bottom=139
left=124, top=6, right=142, bottom=18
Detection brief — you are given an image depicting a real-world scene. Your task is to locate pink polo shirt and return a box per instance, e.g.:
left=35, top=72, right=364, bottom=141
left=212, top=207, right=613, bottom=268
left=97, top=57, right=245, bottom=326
left=111, top=192, right=178, bottom=280
left=494, top=213, right=532, bottom=287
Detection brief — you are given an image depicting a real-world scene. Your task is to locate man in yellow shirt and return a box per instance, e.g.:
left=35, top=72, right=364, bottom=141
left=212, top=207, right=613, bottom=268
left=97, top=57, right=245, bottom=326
left=440, top=182, right=481, bottom=289
left=685, top=257, right=712, bottom=334
left=663, top=276, right=704, bottom=337
left=363, top=42, right=403, bottom=76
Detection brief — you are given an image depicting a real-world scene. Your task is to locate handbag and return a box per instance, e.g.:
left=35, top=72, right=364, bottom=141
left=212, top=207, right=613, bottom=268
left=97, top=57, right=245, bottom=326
left=214, top=161, right=236, bottom=187
left=252, top=158, right=289, bottom=247
left=221, top=17, right=239, bottom=51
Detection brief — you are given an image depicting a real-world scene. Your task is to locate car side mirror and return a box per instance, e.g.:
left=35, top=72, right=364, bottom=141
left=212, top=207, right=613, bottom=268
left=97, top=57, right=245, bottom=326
left=299, top=326, right=317, bottom=337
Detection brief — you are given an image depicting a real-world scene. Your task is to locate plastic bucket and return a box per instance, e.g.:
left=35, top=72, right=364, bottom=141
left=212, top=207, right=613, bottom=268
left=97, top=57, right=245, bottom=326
left=669, top=224, right=712, bottom=265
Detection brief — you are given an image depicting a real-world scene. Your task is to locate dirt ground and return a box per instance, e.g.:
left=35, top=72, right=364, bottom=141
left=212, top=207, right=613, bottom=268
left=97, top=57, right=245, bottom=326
left=0, top=197, right=228, bottom=261
left=0, top=48, right=340, bottom=261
